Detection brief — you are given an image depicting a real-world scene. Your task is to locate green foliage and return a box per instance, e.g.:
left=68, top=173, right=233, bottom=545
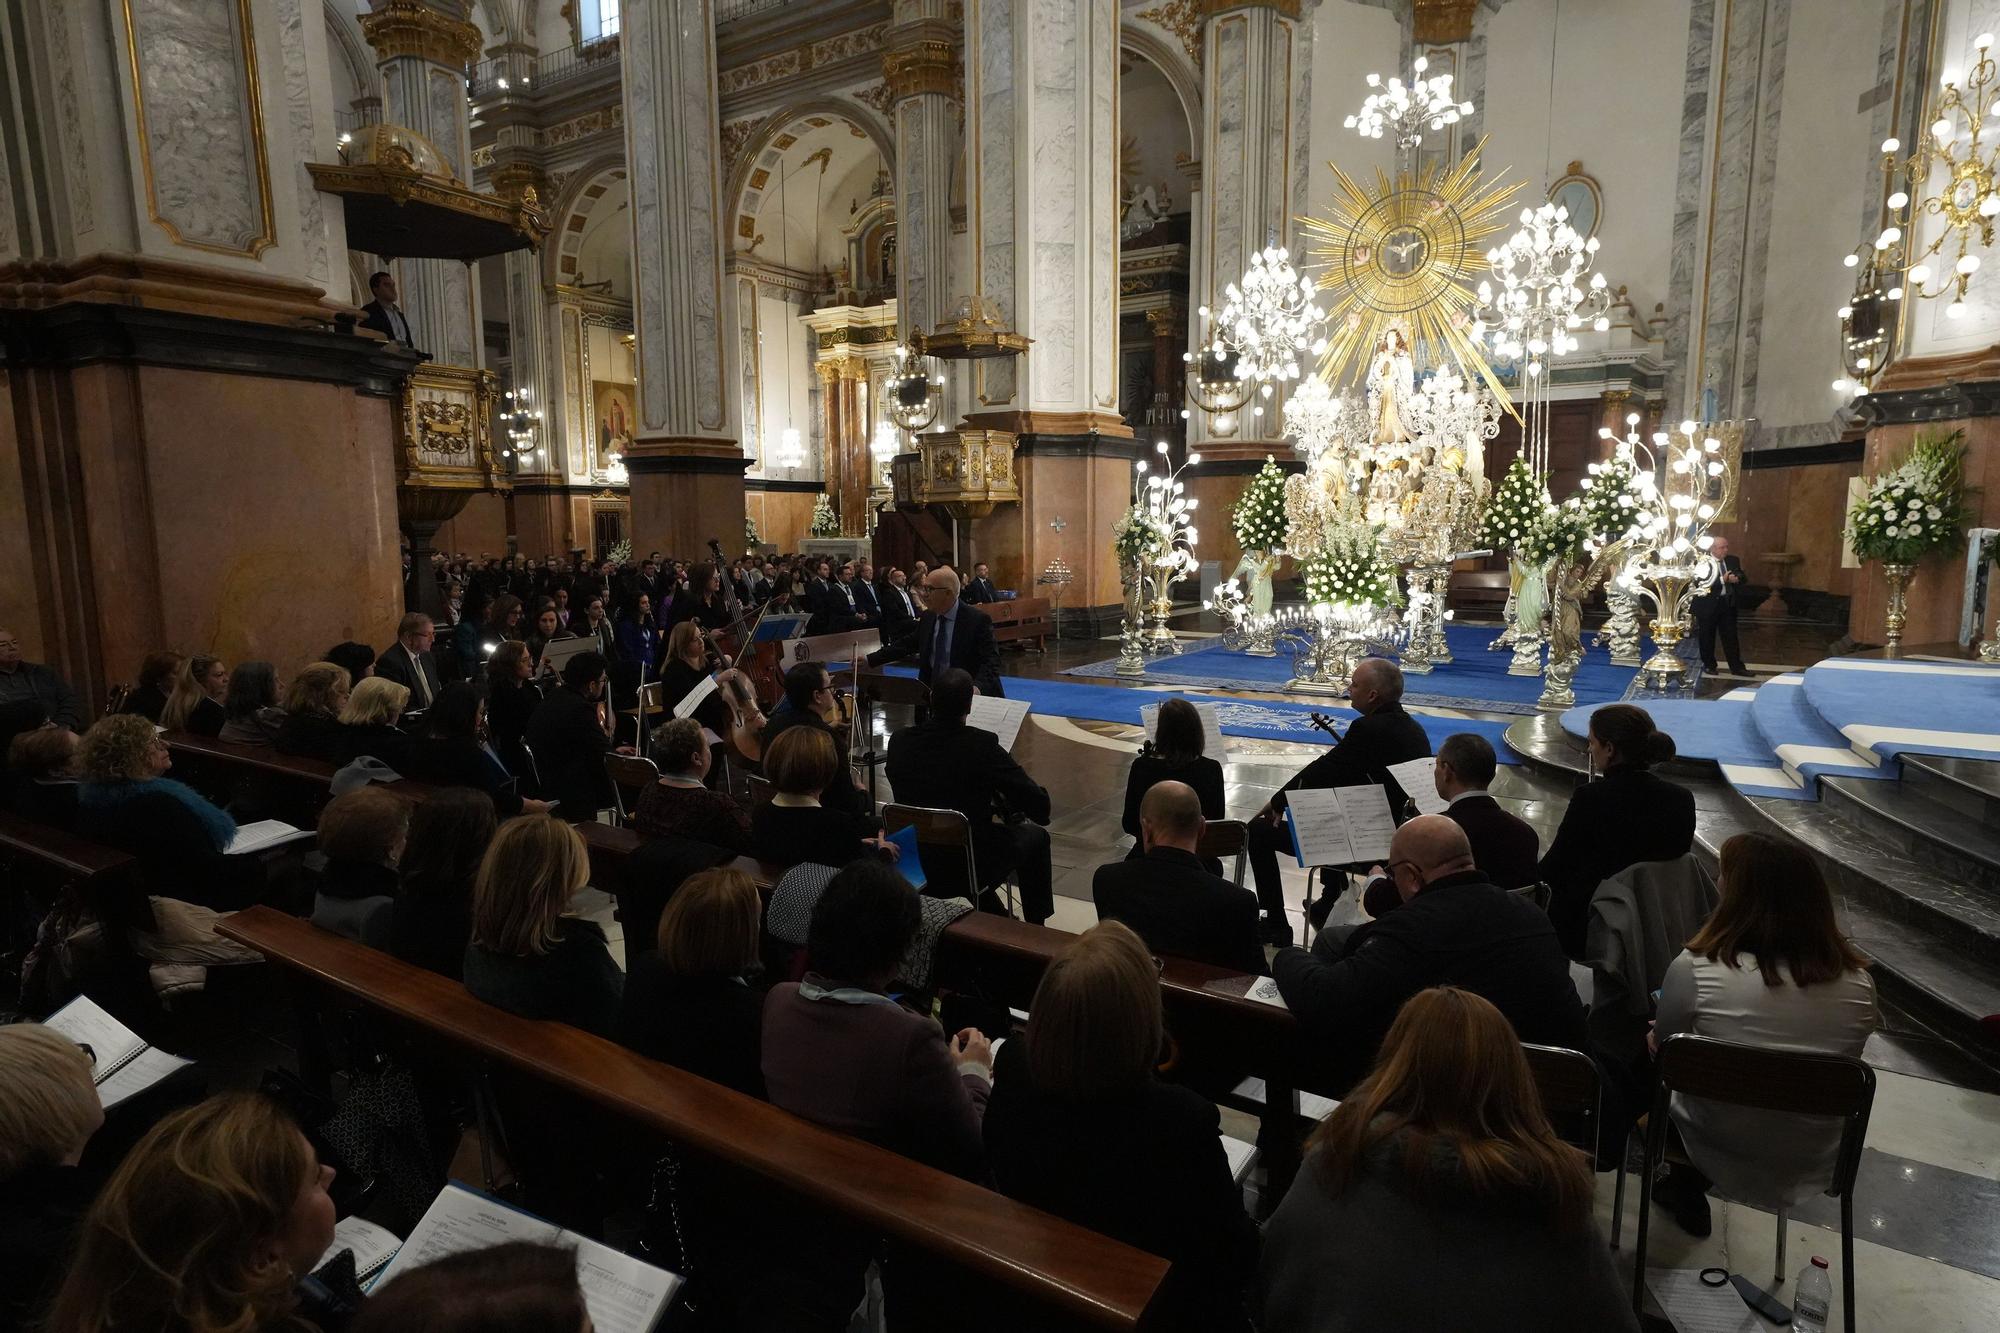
left=1479, top=456, right=1554, bottom=555
left=1846, top=428, right=1970, bottom=564
left=1300, top=520, right=1401, bottom=608
left=1232, top=456, right=1292, bottom=555
left=1114, top=505, right=1170, bottom=570
left=1575, top=449, right=1646, bottom=549
left=1521, top=500, right=1593, bottom=567
left=744, top=514, right=761, bottom=550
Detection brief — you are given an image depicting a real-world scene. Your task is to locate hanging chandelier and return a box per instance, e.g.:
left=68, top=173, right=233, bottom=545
left=1192, top=244, right=1329, bottom=419
left=770, top=426, right=805, bottom=470
left=499, top=386, right=543, bottom=464
left=1345, top=55, right=1475, bottom=153
left=884, top=342, right=945, bottom=432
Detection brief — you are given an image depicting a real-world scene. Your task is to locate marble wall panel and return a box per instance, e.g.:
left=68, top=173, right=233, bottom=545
left=426, top=67, right=463, bottom=179
left=275, top=0, right=331, bottom=287
left=1664, top=0, right=1717, bottom=415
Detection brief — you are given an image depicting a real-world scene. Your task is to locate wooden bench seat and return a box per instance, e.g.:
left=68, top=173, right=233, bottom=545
left=162, top=731, right=442, bottom=823
left=985, top=596, right=1052, bottom=652
left=217, top=906, right=1169, bottom=1330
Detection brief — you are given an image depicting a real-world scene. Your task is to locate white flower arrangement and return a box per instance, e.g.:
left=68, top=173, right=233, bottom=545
left=809, top=493, right=841, bottom=536
left=1301, top=518, right=1401, bottom=608
left=1845, top=430, right=1969, bottom=565
left=1232, top=455, right=1292, bottom=556
left=1480, top=455, right=1555, bottom=557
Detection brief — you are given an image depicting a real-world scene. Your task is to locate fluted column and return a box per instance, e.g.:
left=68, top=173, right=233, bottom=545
left=886, top=1, right=961, bottom=350
left=492, top=163, right=557, bottom=474
left=619, top=0, right=745, bottom=553
left=361, top=0, right=482, bottom=368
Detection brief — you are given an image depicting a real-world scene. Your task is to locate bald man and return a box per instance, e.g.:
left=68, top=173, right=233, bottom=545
left=1091, top=781, right=1265, bottom=975
left=1245, top=657, right=1431, bottom=945
left=1270, top=815, right=1585, bottom=1091
left=868, top=565, right=1004, bottom=696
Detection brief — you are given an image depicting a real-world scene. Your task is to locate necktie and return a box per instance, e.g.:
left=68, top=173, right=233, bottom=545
left=410, top=650, right=433, bottom=707
left=932, top=615, right=950, bottom=677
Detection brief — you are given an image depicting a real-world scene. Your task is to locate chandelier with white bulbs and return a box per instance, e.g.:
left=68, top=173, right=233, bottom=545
left=1281, top=374, right=1362, bottom=462
left=1192, top=244, right=1329, bottom=420
left=1345, top=55, right=1475, bottom=153
left=1399, top=363, right=1501, bottom=470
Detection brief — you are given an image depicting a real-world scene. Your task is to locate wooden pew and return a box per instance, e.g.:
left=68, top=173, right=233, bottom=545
left=217, top=906, right=1170, bottom=1331
left=985, top=596, right=1052, bottom=652
left=162, top=732, right=442, bottom=824
left=0, top=810, right=155, bottom=979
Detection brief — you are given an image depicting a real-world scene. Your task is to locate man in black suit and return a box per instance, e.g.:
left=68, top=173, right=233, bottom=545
left=1358, top=732, right=1541, bottom=916
left=1272, top=817, right=1586, bottom=1092
left=870, top=566, right=1004, bottom=696
left=373, top=613, right=445, bottom=714
left=523, top=651, right=627, bottom=820
left=1093, top=781, right=1264, bottom=975
left=851, top=560, right=883, bottom=627
left=1245, top=658, right=1429, bottom=945
left=878, top=565, right=920, bottom=634
left=886, top=668, right=1052, bottom=923
left=1692, top=536, right=1749, bottom=676
left=962, top=561, right=999, bottom=604
left=358, top=271, right=426, bottom=356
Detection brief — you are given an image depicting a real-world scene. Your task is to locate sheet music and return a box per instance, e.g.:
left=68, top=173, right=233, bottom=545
left=43, top=995, right=192, bottom=1108
left=1222, top=1135, right=1258, bottom=1185
left=1336, top=786, right=1397, bottom=862
left=671, top=673, right=718, bottom=719
left=1385, top=757, right=1447, bottom=815
left=1285, top=785, right=1396, bottom=865
left=965, top=695, right=1032, bottom=751
left=378, top=1184, right=680, bottom=1333
left=315, top=1216, right=404, bottom=1289
left=1643, top=1268, right=1772, bottom=1333
left=226, top=819, right=313, bottom=855
left=96, top=1046, right=195, bottom=1109
left=1139, top=700, right=1229, bottom=757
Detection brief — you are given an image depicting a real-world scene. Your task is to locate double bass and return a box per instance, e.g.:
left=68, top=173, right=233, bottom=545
left=707, top=536, right=785, bottom=717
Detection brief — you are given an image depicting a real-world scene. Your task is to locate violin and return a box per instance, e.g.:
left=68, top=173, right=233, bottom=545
left=1307, top=711, right=1347, bottom=740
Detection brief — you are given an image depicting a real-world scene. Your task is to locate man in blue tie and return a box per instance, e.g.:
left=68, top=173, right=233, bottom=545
left=873, top=566, right=1003, bottom=696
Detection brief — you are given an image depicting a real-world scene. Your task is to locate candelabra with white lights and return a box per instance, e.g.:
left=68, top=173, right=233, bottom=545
left=1188, top=245, right=1329, bottom=425
left=1131, top=441, right=1201, bottom=655
left=500, top=386, right=545, bottom=468
left=1345, top=55, right=1475, bottom=153
left=1614, top=419, right=1744, bottom=691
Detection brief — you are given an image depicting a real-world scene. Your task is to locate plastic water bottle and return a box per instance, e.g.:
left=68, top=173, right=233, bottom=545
left=1792, top=1256, right=1832, bottom=1332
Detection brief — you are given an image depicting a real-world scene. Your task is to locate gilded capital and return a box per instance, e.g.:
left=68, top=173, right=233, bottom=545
left=882, top=40, right=960, bottom=101
left=1144, top=306, right=1185, bottom=338
left=1412, top=0, right=1480, bottom=44
left=361, top=0, right=483, bottom=68
left=490, top=161, right=550, bottom=206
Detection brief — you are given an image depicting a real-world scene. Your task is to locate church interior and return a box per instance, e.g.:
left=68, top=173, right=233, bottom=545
left=4, top=0, right=2000, bottom=1330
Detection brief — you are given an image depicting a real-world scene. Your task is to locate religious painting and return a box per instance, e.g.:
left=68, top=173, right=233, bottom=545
left=591, top=380, right=635, bottom=473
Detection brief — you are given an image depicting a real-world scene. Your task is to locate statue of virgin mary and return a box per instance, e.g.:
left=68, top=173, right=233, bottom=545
left=1366, top=326, right=1415, bottom=446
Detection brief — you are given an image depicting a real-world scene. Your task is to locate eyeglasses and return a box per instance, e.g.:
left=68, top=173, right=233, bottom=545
left=1386, top=858, right=1422, bottom=880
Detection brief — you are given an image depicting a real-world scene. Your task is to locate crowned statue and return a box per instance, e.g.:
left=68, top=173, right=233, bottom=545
left=1366, top=326, right=1415, bottom=446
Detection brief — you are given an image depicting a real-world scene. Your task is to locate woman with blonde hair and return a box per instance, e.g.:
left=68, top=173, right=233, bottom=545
left=1257, top=987, right=1634, bottom=1331
left=0, top=1025, right=104, bottom=1333
left=275, top=662, right=352, bottom=761
left=333, top=676, right=412, bottom=770
left=160, top=654, right=228, bottom=737
left=463, top=814, right=622, bottom=1036
left=76, top=713, right=258, bottom=911
left=985, top=921, right=1257, bottom=1328
left=618, top=866, right=766, bottom=1096
left=42, top=1091, right=346, bottom=1333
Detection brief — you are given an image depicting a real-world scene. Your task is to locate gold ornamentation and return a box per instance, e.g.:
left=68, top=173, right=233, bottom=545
left=883, top=40, right=960, bottom=100
left=359, top=0, right=482, bottom=67
left=1412, top=0, right=1481, bottom=44
left=490, top=162, right=549, bottom=205
left=396, top=365, right=504, bottom=492
left=721, top=119, right=759, bottom=177
left=417, top=399, right=472, bottom=453
left=1135, top=0, right=1203, bottom=71
left=853, top=81, right=896, bottom=116
left=543, top=105, right=623, bottom=148
left=1882, top=562, right=1914, bottom=651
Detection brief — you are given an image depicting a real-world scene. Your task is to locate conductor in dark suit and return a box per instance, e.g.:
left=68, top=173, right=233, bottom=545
left=885, top=668, right=1051, bottom=923
left=1692, top=536, right=1748, bottom=676
left=1358, top=732, right=1541, bottom=917
left=962, top=562, right=999, bottom=604
left=358, top=271, right=426, bottom=355
left=524, top=650, right=625, bottom=820
left=870, top=566, right=1004, bottom=697
left=1245, top=658, right=1429, bottom=946
left=373, top=613, right=445, bottom=714
left=1094, top=781, right=1264, bottom=976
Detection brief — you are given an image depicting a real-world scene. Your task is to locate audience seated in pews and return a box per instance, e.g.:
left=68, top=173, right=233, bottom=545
left=1539, top=703, right=1697, bottom=958
left=483, top=640, right=540, bottom=782
left=0, top=630, right=82, bottom=733
left=348, top=1241, right=586, bottom=1333
left=761, top=661, right=873, bottom=818
left=308, top=787, right=410, bottom=949
left=275, top=662, right=352, bottom=761
left=0, top=1024, right=103, bottom=1333
left=159, top=654, right=228, bottom=738
left=617, top=866, right=767, bottom=1097
left=985, top=921, right=1260, bottom=1330
left=635, top=716, right=751, bottom=853
left=333, top=677, right=413, bottom=771
left=884, top=666, right=1053, bottom=924
left=1094, top=780, right=1264, bottom=975
left=753, top=725, right=896, bottom=869
left=1647, top=831, right=1880, bottom=1238
left=459, top=593, right=524, bottom=675
left=43, top=1092, right=354, bottom=1333
left=372, top=613, right=443, bottom=712
left=402, top=684, right=549, bottom=818
left=523, top=651, right=623, bottom=820
left=1121, top=697, right=1226, bottom=868
left=119, top=650, right=183, bottom=724
left=1272, top=815, right=1586, bottom=1092
left=218, top=661, right=287, bottom=747
left=1358, top=731, right=1542, bottom=917
left=6, top=725, right=82, bottom=831
left=323, top=641, right=377, bottom=686
left=1256, top=987, right=1638, bottom=1332
left=387, top=786, right=495, bottom=981
left=1247, top=659, right=1430, bottom=946
left=463, top=814, right=623, bottom=1037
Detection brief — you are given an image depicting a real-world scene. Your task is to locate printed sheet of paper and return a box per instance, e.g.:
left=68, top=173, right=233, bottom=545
left=226, top=819, right=313, bottom=855
left=1643, top=1268, right=1773, bottom=1333
left=1140, top=700, right=1228, bottom=757
left=43, top=994, right=193, bottom=1109
left=671, top=673, right=718, bottom=719
left=1222, top=1135, right=1258, bottom=1185
left=1285, top=785, right=1396, bottom=865
left=1385, top=756, right=1448, bottom=815
left=316, top=1216, right=404, bottom=1289
left=1244, top=976, right=1289, bottom=1010
left=965, top=695, right=1032, bottom=751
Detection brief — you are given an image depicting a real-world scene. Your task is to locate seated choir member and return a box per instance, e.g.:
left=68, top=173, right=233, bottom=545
left=1272, top=815, right=1585, bottom=1092
left=76, top=713, right=263, bottom=912
left=985, top=922, right=1260, bottom=1329
left=402, top=684, right=550, bottom=819
left=617, top=866, right=767, bottom=1097
left=462, top=814, right=623, bottom=1037
left=759, top=661, right=873, bottom=818
left=388, top=786, right=496, bottom=981
left=274, top=662, right=352, bottom=761
left=1256, top=987, right=1636, bottom=1332
left=0, top=1025, right=104, bottom=1333
left=634, top=716, right=751, bottom=853
left=332, top=677, right=413, bottom=771
left=1649, top=831, right=1879, bottom=1238
left=1539, top=702, right=1696, bottom=958
left=217, top=661, right=286, bottom=746
left=482, top=640, right=540, bottom=783
left=159, top=654, right=228, bottom=737
left=1357, top=731, right=1541, bottom=917
left=1093, top=780, right=1264, bottom=975
left=43, top=1092, right=355, bottom=1333
left=349, top=1242, right=586, bottom=1333
left=119, top=650, right=184, bottom=723
left=5, top=725, right=83, bottom=830
left=522, top=650, right=621, bottom=821
left=1121, top=697, right=1225, bottom=866
left=752, top=724, right=896, bottom=869
left=308, top=786, right=410, bottom=949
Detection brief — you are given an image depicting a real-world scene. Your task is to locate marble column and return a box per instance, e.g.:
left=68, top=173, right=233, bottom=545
left=886, top=0, right=960, bottom=348
left=360, top=0, right=482, bottom=369
left=619, top=0, right=745, bottom=555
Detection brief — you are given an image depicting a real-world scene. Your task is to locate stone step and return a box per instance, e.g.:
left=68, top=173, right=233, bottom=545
left=1820, top=773, right=2000, bottom=900
left=1899, top=753, right=2000, bottom=828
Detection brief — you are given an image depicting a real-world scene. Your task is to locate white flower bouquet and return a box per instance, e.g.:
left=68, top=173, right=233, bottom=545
left=1845, top=430, right=1969, bottom=565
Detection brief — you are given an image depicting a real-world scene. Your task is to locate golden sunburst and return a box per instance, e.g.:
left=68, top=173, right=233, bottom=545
left=1298, top=137, right=1522, bottom=414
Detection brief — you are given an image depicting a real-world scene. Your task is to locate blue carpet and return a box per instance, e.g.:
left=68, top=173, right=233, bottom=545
left=1561, top=697, right=1810, bottom=800
left=1063, top=623, right=1648, bottom=716
left=1747, top=674, right=1893, bottom=794
left=1801, top=658, right=2000, bottom=766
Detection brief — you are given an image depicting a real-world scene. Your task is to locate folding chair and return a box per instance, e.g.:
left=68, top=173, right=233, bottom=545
left=1197, top=818, right=1250, bottom=887
left=1520, top=1043, right=1617, bottom=1228
left=1633, top=1035, right=1875, bottom=1332
left=619, top=681, right=665, bottom=752
left=882, top=803, right=1000, bottom=912
left=603, top=752, right=661, bottom=826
